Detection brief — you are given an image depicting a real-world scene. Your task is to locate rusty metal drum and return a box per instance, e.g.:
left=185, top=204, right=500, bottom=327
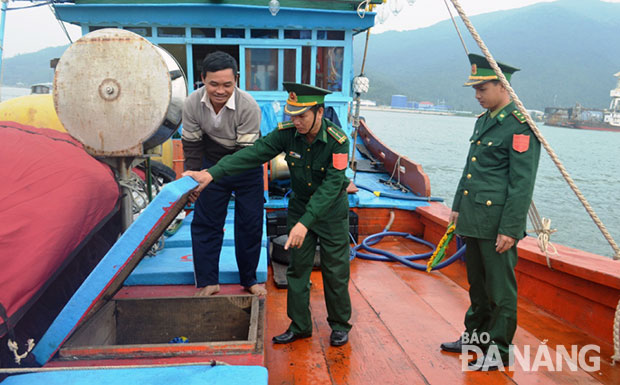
left=53, top=28, right=187, bottom=156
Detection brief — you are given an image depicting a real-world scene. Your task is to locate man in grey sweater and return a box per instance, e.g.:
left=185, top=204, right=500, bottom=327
left=182, top=51, right=266, bottom=296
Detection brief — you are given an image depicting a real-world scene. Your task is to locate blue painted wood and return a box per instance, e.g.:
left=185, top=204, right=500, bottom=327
left=2, top=365, right=268, bottom=385
left=55, top=4, right=375, bottom=31
left=31, top=177, right=198, bottom=366
left=123, top=242, right=268, bottom=285
left=125, top=203, right=268, bottom=285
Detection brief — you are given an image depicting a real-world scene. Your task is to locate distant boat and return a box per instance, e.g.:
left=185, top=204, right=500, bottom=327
left=544, top=72, right=620, bottom=132
left=30, top=83, right=52, bottom=95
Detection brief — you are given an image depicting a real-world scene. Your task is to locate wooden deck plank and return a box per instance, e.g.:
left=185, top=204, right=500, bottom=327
left=390, top=264, right=602, bottom=384
left=308, top=270, right=428, bottom=385
left=350, top=260, right=513, bottom=385
left=264, top=269, right=333, bottom=385
left=516, top=298, right=619, bottom=385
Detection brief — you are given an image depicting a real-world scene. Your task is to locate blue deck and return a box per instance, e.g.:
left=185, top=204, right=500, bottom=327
left=125, top=210, right=268, bottom=286
left=1, top=365, right=268, bottom=385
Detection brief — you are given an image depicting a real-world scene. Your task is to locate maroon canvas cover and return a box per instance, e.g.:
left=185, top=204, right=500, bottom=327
left=0, top=122, right=119, bottom=337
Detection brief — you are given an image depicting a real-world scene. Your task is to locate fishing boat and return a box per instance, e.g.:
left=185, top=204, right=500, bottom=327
left=543, top=72, right=620, bottom=132
left=29, top=83, right=53, bottom=95
left=1, top=1, right=619, bottom=384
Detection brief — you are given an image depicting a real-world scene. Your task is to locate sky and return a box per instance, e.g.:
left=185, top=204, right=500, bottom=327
left=2, top=0, right=619, bottom=58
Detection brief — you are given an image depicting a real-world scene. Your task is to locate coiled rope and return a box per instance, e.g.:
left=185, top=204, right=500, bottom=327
left=449, top=0, right=620, bottom=261
left=528, top=201, right=558, bottom=269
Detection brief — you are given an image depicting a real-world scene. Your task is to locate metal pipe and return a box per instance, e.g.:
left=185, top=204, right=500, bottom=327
left=0, top=0, right=8, bottom=101
left=119, top=157, right=134, bottom=231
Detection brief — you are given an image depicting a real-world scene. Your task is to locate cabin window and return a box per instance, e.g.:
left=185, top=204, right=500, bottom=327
left=192, top=45, right=240, bottom=89
left=123, top=27, right=152, bottom=37
left=245, top=48, right=278, bottom=91
left=191, top=28, right=216, bottom=38
left=283, top=49, right=296, bottom=83
left=159, top=44, right=188, bottom=84
left=284, top=30, right=312, bottom=39
left=317, top=30, right=345, bottom=41
left=301, top=46, right=311, bottom=84
left=251, top=29, right=278, bottom=39
left=158, top=27, right=185, bottom=37
left=222, top=28, right=246, bottom=38
left=316, top=47, right=344, bottom=92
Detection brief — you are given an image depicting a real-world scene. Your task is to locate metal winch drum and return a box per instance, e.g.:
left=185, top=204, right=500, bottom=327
left=54, top=28, right=187, bottom=156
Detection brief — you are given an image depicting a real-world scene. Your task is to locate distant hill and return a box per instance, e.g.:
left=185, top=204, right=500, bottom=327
left=3, top=0, right=619, bottom=112
left=2, top=45, right=68, bottom=87
left=354, top=0, right=620, bottom=111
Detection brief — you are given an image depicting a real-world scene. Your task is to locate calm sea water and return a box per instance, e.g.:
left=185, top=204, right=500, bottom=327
left=2, top=87, right=616, bottom=257
left=0, top=86, right=30, bottom=102
left=361, top=108, right=620, bottom=258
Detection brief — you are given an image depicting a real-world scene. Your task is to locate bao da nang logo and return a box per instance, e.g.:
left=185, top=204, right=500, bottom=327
left=459, top=332, right=601, bottom=372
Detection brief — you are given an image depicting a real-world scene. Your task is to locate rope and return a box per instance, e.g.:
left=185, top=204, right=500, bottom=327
left=383, top=156, right=408, bottom=192
left=449, top=0, right=620, bottom=261
left=443, top=0, right=468, bottom=55
left=528, top=201, right=558, bottom=269
left=48, top=3, right=73, bottom=44
left=0, top=360, right=229, bottom=374
left=356, top=0, right=371, bottom=18
left=7, top=338, right=35, bottom=365
left=613, top=298, right=620, bottom=365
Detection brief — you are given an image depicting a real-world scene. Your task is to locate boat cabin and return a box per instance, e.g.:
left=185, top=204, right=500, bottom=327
left=54, top=0, right=381, bottom=129
left=30, top=83, right=52, bottom=94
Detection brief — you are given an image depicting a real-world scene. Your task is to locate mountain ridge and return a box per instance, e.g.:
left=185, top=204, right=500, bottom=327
left=2, top=0, right=619, bottom=112
left=354, top=0, right=620, bottom=111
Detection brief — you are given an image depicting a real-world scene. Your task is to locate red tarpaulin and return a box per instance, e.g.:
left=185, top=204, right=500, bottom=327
left=0, top=122, right=119, bottom=337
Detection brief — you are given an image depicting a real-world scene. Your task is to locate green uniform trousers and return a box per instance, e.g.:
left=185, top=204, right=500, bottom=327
left=464, top=237, right=518, bottom=359
left=285, top=192, right=352, bottom=334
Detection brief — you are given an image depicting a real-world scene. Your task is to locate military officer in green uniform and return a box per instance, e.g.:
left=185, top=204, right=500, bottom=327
left=183, top=82, right=352, bottom=347
left=440, top=54, right=541, bottom=370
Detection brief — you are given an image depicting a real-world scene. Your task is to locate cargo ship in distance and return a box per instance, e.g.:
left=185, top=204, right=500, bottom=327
left=544, top=71, right=620, bottom=132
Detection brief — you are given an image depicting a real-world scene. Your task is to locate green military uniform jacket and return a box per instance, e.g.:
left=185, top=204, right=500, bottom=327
left=208, top=118, right=350, bottom=229
left=452, top=101, right=541, bottom=240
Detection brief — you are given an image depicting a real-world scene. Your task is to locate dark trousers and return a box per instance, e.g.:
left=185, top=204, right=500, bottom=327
left=464, top=237, right=518, bottom=359
left=285, top=192, right=352, bottom=334
left=191, top=159, right=264, bottom=288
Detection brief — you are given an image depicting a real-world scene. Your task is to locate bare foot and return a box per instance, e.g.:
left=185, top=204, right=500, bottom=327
left=245, top=284, right=267, bottom=296
left=194, top=284, right=220, bottom=297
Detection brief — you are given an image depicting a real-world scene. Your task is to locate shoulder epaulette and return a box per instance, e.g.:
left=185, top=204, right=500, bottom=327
left=277, top=121, right=295, bottom=130
left=512, top=110, right=527, bottom=124
left=326, top=125, right=347, bottom=144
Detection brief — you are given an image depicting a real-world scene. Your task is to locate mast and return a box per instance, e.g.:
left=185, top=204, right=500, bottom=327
left=0, top=0, right=7, bottom=100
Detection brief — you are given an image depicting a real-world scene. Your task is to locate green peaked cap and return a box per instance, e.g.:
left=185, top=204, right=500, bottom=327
left=464, top=53, right=520, bottom=86
left=283, top=82, right=331, bottom=116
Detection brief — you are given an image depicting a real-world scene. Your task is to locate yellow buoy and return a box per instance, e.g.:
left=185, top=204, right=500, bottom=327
left=0, top=94, right=66, bottom=133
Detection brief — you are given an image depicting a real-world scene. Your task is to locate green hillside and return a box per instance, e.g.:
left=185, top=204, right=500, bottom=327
left=2, top=0, right=619, bottom=113
left=2, top=45, right=68, bottom=86
left=353, top=0, right=620, bottom=111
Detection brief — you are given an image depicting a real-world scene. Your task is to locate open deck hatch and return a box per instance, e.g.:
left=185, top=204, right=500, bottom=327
left=59, top=295, right=262, bottom=360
